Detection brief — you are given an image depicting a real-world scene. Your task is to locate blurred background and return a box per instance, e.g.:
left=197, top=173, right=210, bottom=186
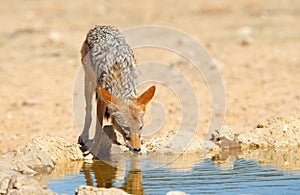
left=0, top=0, right=299, bottom=153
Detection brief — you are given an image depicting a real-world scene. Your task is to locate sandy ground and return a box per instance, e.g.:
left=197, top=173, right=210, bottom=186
left=0, top=0, right=299, bottom=154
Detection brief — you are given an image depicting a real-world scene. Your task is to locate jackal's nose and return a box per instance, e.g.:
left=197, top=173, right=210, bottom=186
left=133, top=148, right=141, bottom=152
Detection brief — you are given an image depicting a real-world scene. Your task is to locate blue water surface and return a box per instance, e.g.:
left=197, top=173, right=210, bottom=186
left=47, top=156, right=300, bottom=195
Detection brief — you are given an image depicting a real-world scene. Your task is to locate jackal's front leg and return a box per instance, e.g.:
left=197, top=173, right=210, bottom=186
left=90, top=99, right=113, bottom=157
left=78, top=72, right=95, bottom=151
left=78, top=40, right=94, bottom=147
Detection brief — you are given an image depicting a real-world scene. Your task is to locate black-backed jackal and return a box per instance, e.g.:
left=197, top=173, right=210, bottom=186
left=79, top=26, right=155, bottom=153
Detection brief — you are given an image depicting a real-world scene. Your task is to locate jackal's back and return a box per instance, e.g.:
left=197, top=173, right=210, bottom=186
left=82, top=26, right=138, bottom=99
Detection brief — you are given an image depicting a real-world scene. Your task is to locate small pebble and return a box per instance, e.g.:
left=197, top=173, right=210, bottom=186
left=21, top=99, right=40, bottom=106
left=237, top=26, right=253, bottom=36
left=6, top=113, right=12, bottom=119
left=283, top=124, right=288, bottom=132
left=240, top=37, right=253, bottom=47
left=48, top=31, right=63, bottom=44
left=257, top=123, right=264, bottom=128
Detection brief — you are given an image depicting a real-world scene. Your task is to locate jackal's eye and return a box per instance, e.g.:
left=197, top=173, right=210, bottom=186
left=123, top=126, right=130, bottom=132
left=139, top=125, right=143, bottom=131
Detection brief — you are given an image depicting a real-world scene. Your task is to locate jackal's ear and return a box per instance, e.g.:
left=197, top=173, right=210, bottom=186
left=135, top=86, right=156, bottom=108
left=98, top=87, right=121, bottom=108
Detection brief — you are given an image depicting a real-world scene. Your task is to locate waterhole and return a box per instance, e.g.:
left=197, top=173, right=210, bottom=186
left=45, top=148, right=300, bottom=195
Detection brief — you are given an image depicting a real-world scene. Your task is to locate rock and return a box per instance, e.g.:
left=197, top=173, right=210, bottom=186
left=0, top=149, right=54, bottom=176
left=202, top=139, right=221, bottom=155
left=75, top=185, right=129, bottom=195
left=15, top=147, right=54, bottom=175
left=0, top=172, right=57, bottom=195
left=166, top=191, right=189, bottom=195
left=0, top=135, right=83, bottom=177
left=215, top=136, right=240, bottom=150
left=0, top=135, right=84, bottom=195
left=144, top=130, right=219, bottom=155
left=26, top=135, right=84, bottom=164
left=210, top=126, right=240, bottom=150
left=211, top=126, right=235, bottom=141
left=238, top=115, right=300, bottom=149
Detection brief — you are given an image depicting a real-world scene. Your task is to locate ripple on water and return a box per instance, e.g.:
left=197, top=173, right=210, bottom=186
left=46, top=148, right=300, bottom=195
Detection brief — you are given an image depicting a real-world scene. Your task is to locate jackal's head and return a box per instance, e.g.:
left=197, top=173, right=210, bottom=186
left=98, top=86, right=156, bottom=152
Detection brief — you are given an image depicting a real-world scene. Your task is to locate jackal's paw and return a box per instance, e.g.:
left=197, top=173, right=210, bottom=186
left=78, top=137, right=93, bottom=154
left=83, top=152, right=94, bottom=161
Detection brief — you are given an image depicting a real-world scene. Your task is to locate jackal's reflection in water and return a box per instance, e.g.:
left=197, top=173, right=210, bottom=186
left=82, top=160, right=144, bottom=195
